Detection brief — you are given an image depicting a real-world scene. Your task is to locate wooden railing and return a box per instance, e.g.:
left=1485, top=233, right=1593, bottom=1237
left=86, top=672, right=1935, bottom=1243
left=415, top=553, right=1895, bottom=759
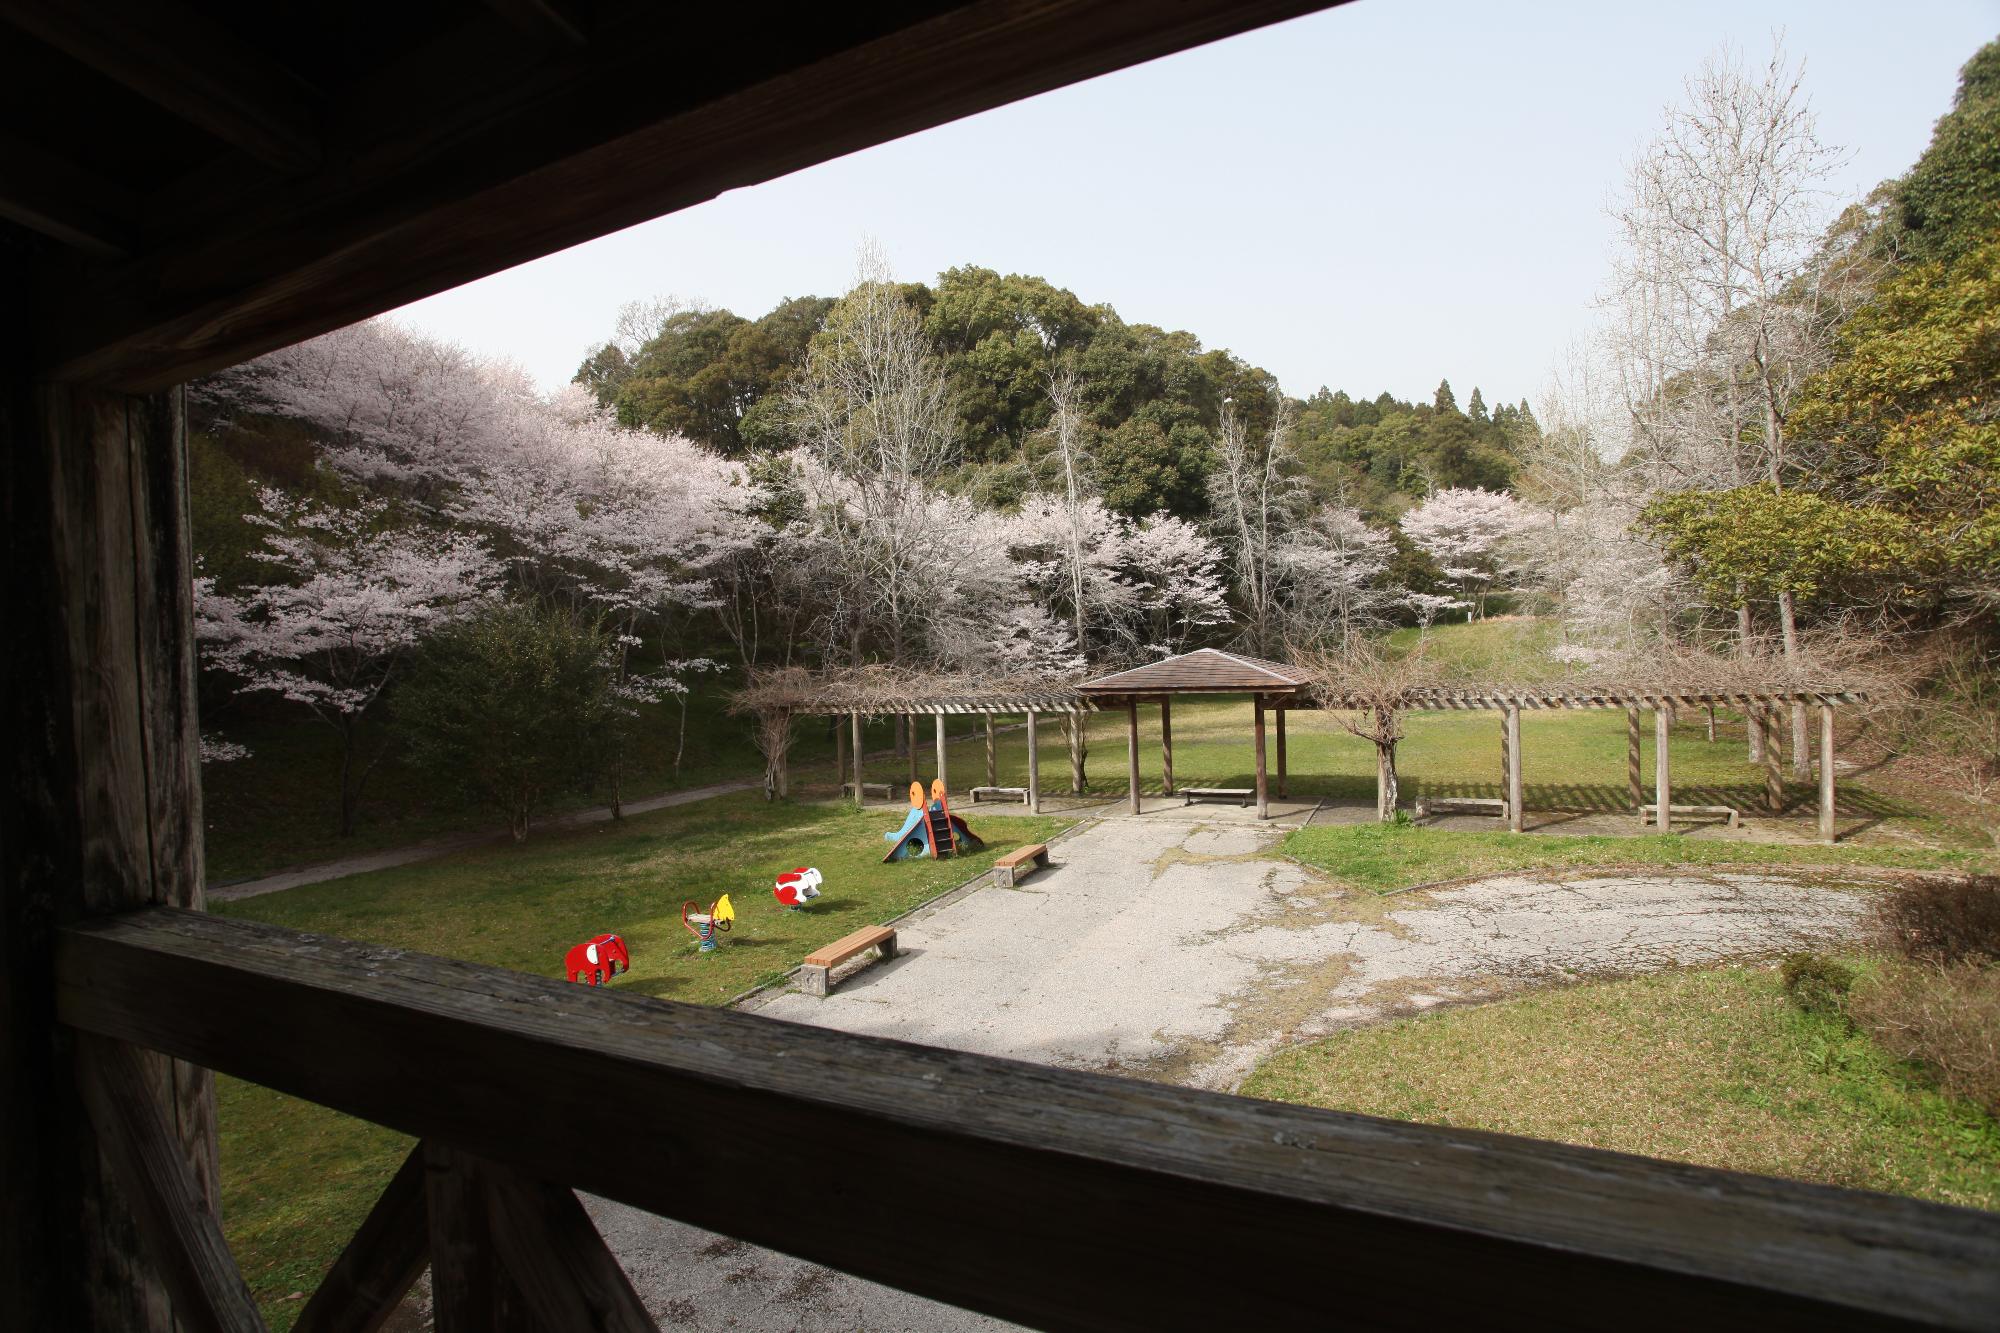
left=57, top=908, right=2000, bottom=1331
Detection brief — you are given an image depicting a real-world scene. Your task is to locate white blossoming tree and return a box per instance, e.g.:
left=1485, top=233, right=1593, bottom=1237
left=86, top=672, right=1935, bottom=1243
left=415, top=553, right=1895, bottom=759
left=1397, top=486, right=1529, bottom=619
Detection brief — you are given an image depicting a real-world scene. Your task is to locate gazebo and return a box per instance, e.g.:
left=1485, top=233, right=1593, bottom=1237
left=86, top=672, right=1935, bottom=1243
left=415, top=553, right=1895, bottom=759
left=1079, top=649, right=1864, bottom=840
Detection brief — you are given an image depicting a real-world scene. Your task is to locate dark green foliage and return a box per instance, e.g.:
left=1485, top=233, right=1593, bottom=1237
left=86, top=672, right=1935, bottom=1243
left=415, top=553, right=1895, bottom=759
left=1878, top=875, right=2000, bottom=966
left=1780, top=953, right=1858, bottom=1021
left=1890, top=39, right=2000, bottom=267
left=395, top=600, right=618, bottom=841
left=1292, top=382, right=1525, bottom=512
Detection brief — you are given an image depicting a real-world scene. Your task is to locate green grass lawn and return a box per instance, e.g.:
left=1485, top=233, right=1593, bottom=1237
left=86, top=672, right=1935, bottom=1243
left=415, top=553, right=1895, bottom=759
left=213, top=791, right=1070, bottom=1327
left=1284, top=822, right=1988, bottom=893
left=1240, top=965, right=2000, bottom=1211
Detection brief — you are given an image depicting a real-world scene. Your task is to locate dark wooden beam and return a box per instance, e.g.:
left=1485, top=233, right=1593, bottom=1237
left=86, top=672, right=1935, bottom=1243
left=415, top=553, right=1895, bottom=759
left=0, top=0, right=321, bottom=174
left=0, top=131, right=141, bottom=257
left=42, top=0, right=1341, bottom=389
left=484, top=1159, right=659, bottom=1332
left=58, top=908, right=2000, bottom=1331
left=292, top=1147, right=429, bottom=1333
left=481, top=0, right=591, bottom=48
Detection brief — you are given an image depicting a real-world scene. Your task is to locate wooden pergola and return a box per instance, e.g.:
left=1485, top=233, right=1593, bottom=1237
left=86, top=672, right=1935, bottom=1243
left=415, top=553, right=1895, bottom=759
left=1080, top=650, right=1865, bottom=841
left=5, top=4, right=1992, bottom=1330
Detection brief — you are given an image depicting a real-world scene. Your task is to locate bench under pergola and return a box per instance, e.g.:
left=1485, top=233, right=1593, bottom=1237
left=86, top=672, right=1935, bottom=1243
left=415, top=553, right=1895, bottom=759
left=1078, top=649, right=1865, bottom=842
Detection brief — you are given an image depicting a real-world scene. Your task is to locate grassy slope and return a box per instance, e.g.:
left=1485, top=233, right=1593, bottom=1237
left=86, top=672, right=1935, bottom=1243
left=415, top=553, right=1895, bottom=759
left=214, top=792, right=1070, bottom=1326
left=1241, top=966, right=2000, bottom=1211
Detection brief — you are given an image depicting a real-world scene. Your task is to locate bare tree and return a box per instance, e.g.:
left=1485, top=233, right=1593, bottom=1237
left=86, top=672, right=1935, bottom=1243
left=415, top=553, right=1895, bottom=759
left=1210, top=391, right=1305, bottom=655
left=1292, top=638, right=1442, bottom=821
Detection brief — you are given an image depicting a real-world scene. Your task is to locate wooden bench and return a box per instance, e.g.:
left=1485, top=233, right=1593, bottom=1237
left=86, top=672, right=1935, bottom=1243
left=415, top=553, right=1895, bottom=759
left=841, top=781, right=893, bottom=802
left=798, top=925, right=898, bottom=997
left=992, top=843, right=1050, bottom=888
left=970, top=785, right=1029, bottom=805
left=1639, top=804, right=1741, bottom=829
left=1414, top=797, right=1511, bottom=820
left=1183, top=787, right=1252, bottom=808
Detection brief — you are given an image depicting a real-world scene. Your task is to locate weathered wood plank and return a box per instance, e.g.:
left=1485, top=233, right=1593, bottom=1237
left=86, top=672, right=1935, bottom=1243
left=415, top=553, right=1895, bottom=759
left=57, top=910, right=2000, bottom=1331
left=484, top=1160, right=658, bottom=1332
left=74, top=1035, right=264, bottom=1333
left=292, top=1146, right=428, bottom=1333
left=426, top=1144, right=534, bottom=1331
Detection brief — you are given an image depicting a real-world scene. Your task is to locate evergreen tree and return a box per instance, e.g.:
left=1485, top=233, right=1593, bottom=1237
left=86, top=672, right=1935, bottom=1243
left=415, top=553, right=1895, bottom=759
left=1434, top=378, right=1458, bottom=413
left=1891, top=39, right=2000, bottom=266
left=1467, top=386, right=1488, bottom=422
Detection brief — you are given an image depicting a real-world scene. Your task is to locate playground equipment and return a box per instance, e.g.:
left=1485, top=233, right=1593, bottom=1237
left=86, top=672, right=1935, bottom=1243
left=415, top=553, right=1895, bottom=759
left=773, top=866, right=823, bottom=910
left=883, top=779, right=984, bottom=862
left=681, top=893, right=735, bottom=953
left=564, top=933, right=629, bottom=986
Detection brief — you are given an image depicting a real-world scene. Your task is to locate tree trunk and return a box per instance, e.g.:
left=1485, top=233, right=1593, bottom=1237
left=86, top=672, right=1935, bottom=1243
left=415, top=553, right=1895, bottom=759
left=1376, top=739, right=1399, bottom=821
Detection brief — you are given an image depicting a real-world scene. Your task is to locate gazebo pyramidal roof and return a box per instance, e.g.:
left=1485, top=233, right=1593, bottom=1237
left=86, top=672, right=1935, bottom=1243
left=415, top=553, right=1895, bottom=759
left=1078, top=648, right=1311, bottom=697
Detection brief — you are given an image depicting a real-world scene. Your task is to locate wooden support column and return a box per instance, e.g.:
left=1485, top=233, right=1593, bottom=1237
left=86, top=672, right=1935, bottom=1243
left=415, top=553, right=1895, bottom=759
left=1626, top=707, right=1642, bottom=814
left=1254, top=696, right=1270, bottom=820
left=426, top=1144, right=535, bottom=1331
left=936, top=712, right=948, bottom=790
left=1159, top=696, right=1174, bottom=796
left=1762, top=704, right=1785, bottom=814
left=1818, top=703, right=1837, bottom=844
left=1706, top=703, right=1717, bottom=742
left=1792, top=700, right=1812, bottom=781
left=907, top=713, right=918, bottom=784
left=1275, top=706, right=1288, bottom=799
left=5, top=379, right=218, bottom=1330
left=1504, top=705, right=1523, bottom=834
left=850, top=712, right=863, bottom=806
left=985, top=713, right=997, bottom=788
left=1068, top=713, right=1086, bottom=793
left=834, top=715, right=847, bottom=794
left=1126, top=698, right=1141, bottom=814
left=1654, top=707, right=1672, bottom=833
left=1026, top=709, right=1041, bottom=813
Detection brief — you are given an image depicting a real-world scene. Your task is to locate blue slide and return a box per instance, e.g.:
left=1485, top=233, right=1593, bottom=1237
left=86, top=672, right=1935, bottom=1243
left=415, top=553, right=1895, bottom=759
left=882, top=801, right=984, bottom=862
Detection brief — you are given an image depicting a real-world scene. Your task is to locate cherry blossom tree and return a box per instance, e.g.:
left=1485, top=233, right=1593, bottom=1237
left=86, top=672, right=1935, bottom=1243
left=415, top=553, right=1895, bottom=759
left=1397, top=486, right=1529, bottom=619
left=197, top=489, right=500, bottom=834
left=1278, top=504, right=1401, bottom=650
left=1121, top=513, right=1231, bottom=657
left=1209, top=392, right=1307, bottom=654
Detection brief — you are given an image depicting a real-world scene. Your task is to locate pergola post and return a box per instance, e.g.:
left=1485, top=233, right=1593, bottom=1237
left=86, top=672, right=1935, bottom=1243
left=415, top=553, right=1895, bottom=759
left=936, top=712, right=948, bottom=791
left=907, top=713, right=918, bottom=784
left=1125, top=698, right=1141, bottom=815
left=835, top=717, right=847, bottom=797
left=1254, top=696, right=1269, bottom=821
left=1654, top=707, right=1672, bottom=833
left=1818, top=703, right=1837, bottom=844
left=1026, top=709, right=1041, bottom=813
left=1792, top=701, right=1812, bottom=781
left=1762, top=703, right=1785, bottom=815
left=1626, top=707, right=1642, bottom=814
left=851, top=712, right=864, bottom=806
left=1068, top=714, right=1085, bottom=793
left=1275, top=706, right=1288, bottom=799
left=985, top=713, right=997, bottom=789
left=1160, top=696, right=1174, bottom=796
left=1504, top=704, right=1524, bottom=834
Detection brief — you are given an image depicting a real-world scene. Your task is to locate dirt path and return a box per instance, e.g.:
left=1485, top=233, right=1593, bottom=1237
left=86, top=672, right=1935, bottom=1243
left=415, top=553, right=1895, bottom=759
left=207, top=780, right=757, bottom=901
left=584, top=816, right=1875, bottom=1330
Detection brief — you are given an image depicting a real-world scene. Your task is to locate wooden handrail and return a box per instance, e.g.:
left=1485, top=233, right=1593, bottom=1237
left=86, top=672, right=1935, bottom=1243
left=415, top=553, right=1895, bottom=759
left=56, top=908, right=2000, bottom=1331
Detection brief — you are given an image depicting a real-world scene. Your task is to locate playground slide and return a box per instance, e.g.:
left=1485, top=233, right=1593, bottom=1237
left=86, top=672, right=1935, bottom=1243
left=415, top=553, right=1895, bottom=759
left=882, top=806, right=929, bottom=862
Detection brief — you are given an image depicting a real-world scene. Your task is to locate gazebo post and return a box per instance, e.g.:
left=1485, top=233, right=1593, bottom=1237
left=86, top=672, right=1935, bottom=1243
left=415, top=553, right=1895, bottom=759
left=1654, top=707, right=1671, bottom=833
left=1818, top=703, right=1837, bottom=844
left=1125, top=698, right=1141, bottom=815
left=1505, top=704, right=1523, bottom=833
left=1160, top=696, right=1174, bottom=796
left=985, top=713, right=997, bottom=789
left=851, top=711, right=864, bottom=807
left=1626, top=707, right=1642, bottom=815
left=907, top=714, right=918, bottom=784
left=1276, top=706, right=1288, bottom=799
left=1027, top=709, right=1041, bottom=813
left=835, top=716, right=848, bottom=798
left=936, top=712, right=948, bottom=790
left=1254, top=696, right=1269, bottom=821
left=1762, top=703, right=1785, bottom=814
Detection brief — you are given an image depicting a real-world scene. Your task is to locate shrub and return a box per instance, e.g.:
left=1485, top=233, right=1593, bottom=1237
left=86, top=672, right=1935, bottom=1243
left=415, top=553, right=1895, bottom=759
left=1780, top=953, right=1858, bottom=1021
left=1877, top=875, right=2000, bottom=966
left=1850, top=961, right=2000, bottom=1115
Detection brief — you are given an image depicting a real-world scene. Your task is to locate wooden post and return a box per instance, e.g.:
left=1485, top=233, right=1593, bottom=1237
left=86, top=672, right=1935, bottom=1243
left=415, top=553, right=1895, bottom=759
left=1068, top=713, right=1085, bottom=793
left=985, top=713, right=997, bottom=789
left=1275, top=706, right=1288, bottom=799
left=1026, top=709, right=1041, bottom=813
left=936, top=712, right=948, bottom=791
left=426, top=1144, right=534, bottom=1330
left=1654, top=707, right=1672, bottom=833
left=1792, top=701, right=1812, bottom=781
left=1126, top=698, right=1142, bottom=814
left=907, top=713, right=918, bottom=784
left=1160, top=696, right=1174, bottom=796
left=1706, top=703, right=1716, bottom=743
left=850, top=712, right=863, bottom=806
left=834, top=717, right=847, bottom=798
left=1500, top=710, right=1512, bottom=811
left=6, top=383, right=217, bottom=1329
left=1505, top=705, right=1523, bottom=834
left=1626, top=706, right=1642, bottom=815
left=1762, top=703, right=1785, bottom=815
left=1818, top=703, right=1836, bottom=844
left=1253, top=696, right=1269, bottom=820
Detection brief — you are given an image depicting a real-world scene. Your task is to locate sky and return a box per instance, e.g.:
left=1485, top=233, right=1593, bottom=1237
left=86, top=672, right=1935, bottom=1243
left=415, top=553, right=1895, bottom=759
left=393, top=0, right=1998, bottom=408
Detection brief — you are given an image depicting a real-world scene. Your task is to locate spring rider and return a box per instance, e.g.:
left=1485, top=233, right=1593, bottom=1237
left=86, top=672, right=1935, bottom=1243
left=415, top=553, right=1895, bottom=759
left=682, top=893, right=735, bottom=953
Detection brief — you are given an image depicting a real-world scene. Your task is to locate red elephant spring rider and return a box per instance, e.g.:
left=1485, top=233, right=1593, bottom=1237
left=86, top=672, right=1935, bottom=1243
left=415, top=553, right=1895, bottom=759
left=772, top=866, right=823, bottom=911
left=564, top=933, right=630, bottom=986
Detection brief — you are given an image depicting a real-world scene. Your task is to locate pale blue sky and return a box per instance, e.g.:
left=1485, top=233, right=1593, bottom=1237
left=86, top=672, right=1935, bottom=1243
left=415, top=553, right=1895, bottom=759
left=395, top=0, right=1998, bottom=407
